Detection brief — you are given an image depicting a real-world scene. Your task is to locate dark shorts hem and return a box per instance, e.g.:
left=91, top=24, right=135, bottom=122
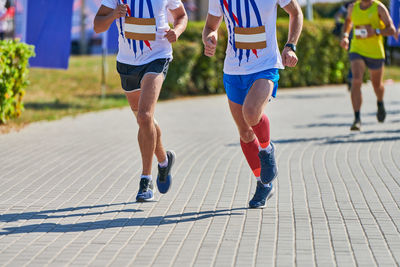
left=349, top=53, right=384, bottom=70
left=116, top=58, right=170, bottom=92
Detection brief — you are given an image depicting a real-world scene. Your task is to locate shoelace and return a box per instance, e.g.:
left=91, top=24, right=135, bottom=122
left=158, top=166, right=168, bottom=182
left=139, top=179, right=150, bottom=192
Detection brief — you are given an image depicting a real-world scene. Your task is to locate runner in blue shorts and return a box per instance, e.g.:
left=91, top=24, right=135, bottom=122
left=203, top=0, right=303, bottom=208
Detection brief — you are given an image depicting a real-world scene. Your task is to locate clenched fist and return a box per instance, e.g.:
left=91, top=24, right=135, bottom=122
left=113, top=4, right=128, bottom=19
left=282, top=47, right=298, bottom=67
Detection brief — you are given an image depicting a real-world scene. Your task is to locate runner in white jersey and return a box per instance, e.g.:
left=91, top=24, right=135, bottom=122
left=94, top=0, right=187, bottom=202
left=203, top=0, right=303, bottom=208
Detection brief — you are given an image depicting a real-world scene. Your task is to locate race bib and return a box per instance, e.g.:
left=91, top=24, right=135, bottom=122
left=234, top=26, right=267, bottom=50
left=354, top=25, right=369, bottom=39
left=125, top=17, right=156, bottom=41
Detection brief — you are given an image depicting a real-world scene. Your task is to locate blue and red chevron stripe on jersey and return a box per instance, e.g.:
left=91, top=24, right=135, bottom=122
left=220, top=0, right=264, bottom=64
left=118, top=0, right=154, bottom=56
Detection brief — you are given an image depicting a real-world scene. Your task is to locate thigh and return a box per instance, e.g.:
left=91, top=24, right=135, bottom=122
left=368, top=66, right=384, bottom=89
left=125, top=90, right=141, bottom=114
left=243, top=79, right=274, bottom=113
left=350, top=59, right=366, bottom=80
left=138, top=73, right=164, bottom=114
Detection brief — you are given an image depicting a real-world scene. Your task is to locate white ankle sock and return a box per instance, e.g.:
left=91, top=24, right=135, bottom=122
left=259, top=144, right=272, bottom=153
left=158, top=157, right=168, bottom=168
left=141, top=175, right=152, bottom=180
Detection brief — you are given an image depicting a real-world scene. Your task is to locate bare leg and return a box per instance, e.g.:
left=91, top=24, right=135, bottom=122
left=242, top=79, right=274, bottom=126
left=369, top=66, right=384, bottom=102
left=350, top=59, right=366, bottom=113
left=369, top=66, right=386, bottom=122
left=130, top=73, right=165, bottom=175
left=125, top=89, right=167, bottom=165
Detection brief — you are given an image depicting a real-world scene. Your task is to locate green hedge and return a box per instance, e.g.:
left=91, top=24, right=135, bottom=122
left=163, top=20, right=349, bottom=97
left=0, top=40, right=35, bottom=124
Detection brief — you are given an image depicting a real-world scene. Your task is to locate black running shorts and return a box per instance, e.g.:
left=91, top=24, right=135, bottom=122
left=116, top=58, right=170, bottom=92
left=349, top=53, right=384, bottom=70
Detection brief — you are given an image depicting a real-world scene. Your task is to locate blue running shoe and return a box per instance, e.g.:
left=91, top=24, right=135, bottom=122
left=136, top=178, right=154, bottom=202
left=157, top=150, right=175, bottom=194
left=249, top=182, right=275, bottom=209
left=259, top=142, right=278, bottom=184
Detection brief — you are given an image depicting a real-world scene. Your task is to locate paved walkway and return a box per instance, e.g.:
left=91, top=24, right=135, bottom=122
left=0, top=83, right=399, bottom=267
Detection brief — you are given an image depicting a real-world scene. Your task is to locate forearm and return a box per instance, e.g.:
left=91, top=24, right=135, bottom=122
left=343, top=18, right=352, bottom=36
left=287, top=9, right=303, bottom=44
left=94, top=13, right=116, bottom=34
left=173, top=15, right=188, bottom=37
left=380, top=25, right=396, bottom=36
left=202, top=26, right=218, bottom=43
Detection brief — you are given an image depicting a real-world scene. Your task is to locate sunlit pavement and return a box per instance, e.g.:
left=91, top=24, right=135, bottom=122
left=0, top=83, right=399, bottom=266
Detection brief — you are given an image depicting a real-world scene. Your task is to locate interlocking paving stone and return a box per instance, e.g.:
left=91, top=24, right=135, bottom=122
left=1, top=83, right=399, bottom=266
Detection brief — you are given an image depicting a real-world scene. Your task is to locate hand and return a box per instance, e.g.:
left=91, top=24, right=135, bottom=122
left=113, top=4, right=128, bottom=19
left=364, top=25, right=376, bottom=38
left=203, top=33, right=217, bottom=57
left=164, top=29, right=179, bottom=43
left=340, top=37, right=349, bottom=50
left=282, top=47, right=298, bottom=67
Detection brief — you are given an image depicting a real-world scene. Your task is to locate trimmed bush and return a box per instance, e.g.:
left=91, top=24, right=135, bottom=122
left=0, top=40, right=35, bottom=124
left=162, top=20, right=349, bottom=97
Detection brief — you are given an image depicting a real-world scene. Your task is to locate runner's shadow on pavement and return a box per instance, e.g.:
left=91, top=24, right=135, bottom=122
left=321, top=109, right=400, bottom=119
left=0, top=208, right=246, bottom=235
left=274, top=129, right=400, bottom=145
left=0, top=202, right=142, bottom=223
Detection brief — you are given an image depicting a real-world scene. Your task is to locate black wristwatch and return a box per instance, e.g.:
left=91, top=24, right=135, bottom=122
left=285, top=43, right=297, bottom=52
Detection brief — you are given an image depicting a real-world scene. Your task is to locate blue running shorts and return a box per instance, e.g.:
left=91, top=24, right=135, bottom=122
left=223, top=68, right=280, bottom=105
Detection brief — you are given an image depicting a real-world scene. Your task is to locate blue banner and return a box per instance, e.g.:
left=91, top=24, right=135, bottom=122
left=388, top=0, right=400, bottom=47
left=25, top=0, right=74, bottom=69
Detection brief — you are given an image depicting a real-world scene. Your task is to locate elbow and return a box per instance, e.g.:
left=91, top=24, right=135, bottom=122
left=390, top=26, right=397, bottom=36
left=93, top=24, right=103, bottom=34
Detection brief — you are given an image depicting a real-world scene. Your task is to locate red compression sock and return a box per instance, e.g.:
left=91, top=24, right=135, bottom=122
left=240, top=138, right=261, bottom=177
left=251, top=113, right=270, bottom=149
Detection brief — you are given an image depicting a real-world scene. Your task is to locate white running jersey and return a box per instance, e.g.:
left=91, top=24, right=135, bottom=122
left=208, top=0, right=291, bottom=75
left=102, top=0, right=182, bottom=66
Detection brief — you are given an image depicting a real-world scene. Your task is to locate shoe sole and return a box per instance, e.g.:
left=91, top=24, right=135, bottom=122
left=249, top=187, right=275, bottom=209
left=136, top=196, right=154, bottom=202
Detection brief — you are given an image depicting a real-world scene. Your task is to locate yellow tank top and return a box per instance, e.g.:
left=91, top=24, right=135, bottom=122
left=349, top=1, right=385, bottom=59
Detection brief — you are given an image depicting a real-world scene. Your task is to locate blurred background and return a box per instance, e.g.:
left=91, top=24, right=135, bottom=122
left=0, top=0, right=399, bottom=131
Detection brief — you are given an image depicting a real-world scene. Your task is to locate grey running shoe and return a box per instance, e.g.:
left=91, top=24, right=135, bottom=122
left=136, top=178, right=154, bottom=202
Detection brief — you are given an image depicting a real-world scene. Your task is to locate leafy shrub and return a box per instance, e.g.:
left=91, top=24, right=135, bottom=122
left=0, top=40, right=35, bottom=124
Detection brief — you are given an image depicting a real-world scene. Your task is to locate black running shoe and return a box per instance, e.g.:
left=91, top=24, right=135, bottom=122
left=350, top=120, right=361, bottom=131
left=157, top=151, right=175, bottom=194
left=377, top=103, right=386, bottom=123
left=136, top=178, right=154, bottom=202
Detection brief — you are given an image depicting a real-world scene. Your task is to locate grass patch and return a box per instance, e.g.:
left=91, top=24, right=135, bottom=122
left=385, top=65, right=400, bottom=82
left=1, top=55, right=400, bottom=134
left=1, top=55, right=128, bottom=132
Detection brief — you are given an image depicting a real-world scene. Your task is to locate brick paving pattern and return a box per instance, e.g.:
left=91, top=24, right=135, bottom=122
left=0, top=83, right=399, bottom=266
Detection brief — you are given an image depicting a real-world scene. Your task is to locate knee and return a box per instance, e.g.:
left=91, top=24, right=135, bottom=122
left=243, top=106, right=261, bottom=126
left=352, top=77, right=363, bottom=86
left=136, top=112, right=153, bottom=128
left=239, top=128, right=256, bottom=143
